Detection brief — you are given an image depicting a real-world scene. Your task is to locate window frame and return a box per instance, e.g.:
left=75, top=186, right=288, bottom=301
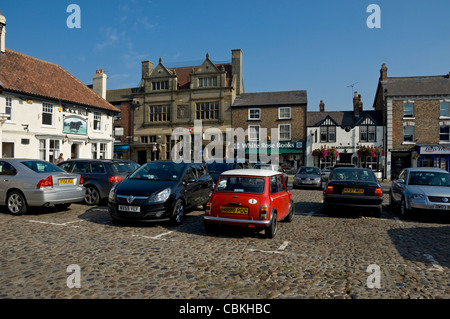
left=42, top=103, right=54, bottom=126
left=403, top=125, right=415, bottom=143
left=403, top=102, right=414, bottom=118
left=278, top=124, right=291, bottom=141
left=248, top=108, right=261, bottom=120
left=278, top=107, right=291, bottom=120
left=248, top=125, right=260, bottom=141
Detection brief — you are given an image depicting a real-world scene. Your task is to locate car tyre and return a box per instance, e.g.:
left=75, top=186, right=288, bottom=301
left=285, top=202, right=294, bottom=222
left=170, top=199, right=185, bottom=226
left=400, top=197, right=410, bottom=219
left=7, top=191, right=27, bottom=215
left=85, top=186, right=100, bottom=205
left=265, top=211, right=278, bottom=238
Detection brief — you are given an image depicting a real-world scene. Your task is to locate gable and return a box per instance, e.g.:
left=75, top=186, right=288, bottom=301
left=193, top=55, right=222, bottom=75
left=318, top=116, right=338, bottom=127
left=149, top=61, right=174, bottom=79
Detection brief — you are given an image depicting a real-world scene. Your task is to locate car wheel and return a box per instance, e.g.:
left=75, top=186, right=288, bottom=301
left=85, top=186, right=100, bottom=205
left=285, top=202, right=294, bottom=222
left=265, top=211, right=278, bottom=238
left=400, top=197, right=410, bottom=218
left=7, top=191, right=27, bottom=215
left=170, top=199, right=185, bottom=226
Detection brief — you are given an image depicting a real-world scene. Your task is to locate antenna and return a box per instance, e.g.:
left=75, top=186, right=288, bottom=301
left=347, top=82, right=358, bottom=96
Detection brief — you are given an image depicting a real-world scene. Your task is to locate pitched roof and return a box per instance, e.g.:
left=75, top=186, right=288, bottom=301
left=381, top=75, right=450, bottom=96
left=307, top=110, right=383, bottom=127
left=232, top=90, right=307, bottom=107
left=0, top=49, right=119, bottom=112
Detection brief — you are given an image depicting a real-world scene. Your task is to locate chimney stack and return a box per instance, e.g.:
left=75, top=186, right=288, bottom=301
left=0, top=10, right=6, bottom=53
left=92, top=69, right=107, bottom=99
left=353, top=92, right=363, bottom=116
left=319, top=100, right=325, bottom=112
left=232, top=49, right=244, bottom=95
left=380, top=63, right=388, bottom=80
left=141, top=60, right=154, bottom=79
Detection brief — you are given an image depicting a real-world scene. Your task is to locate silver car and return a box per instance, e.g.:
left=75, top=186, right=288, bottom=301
left=293, top=166, right=323, bottom=189
left=0, top=158, right=85, bottom=215
left=390, top=167, right=450, bottom=217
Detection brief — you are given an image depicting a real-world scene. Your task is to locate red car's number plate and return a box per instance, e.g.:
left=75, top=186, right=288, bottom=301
left=221, top=206, right=248, bottom=215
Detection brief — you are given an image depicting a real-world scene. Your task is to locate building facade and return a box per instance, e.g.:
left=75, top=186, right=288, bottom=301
left=306, top=95, right=384, bottom=175
left=0, top=12, right=119, bottom=162
left=373, top=63, right=450, bottom=179
left=128, top=50, right=244, bottom=164
left=231, top=91, right=307, bottom=170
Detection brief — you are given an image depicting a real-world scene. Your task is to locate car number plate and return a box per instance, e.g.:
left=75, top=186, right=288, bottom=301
left=343, top=188, right=364, bottom=194
left=434, top=204, right=450, bottom=210
left=59, top=178, right=74, bottom=185
left=118, top=205, right=141, bottom=212
left=221, top=206, right=248, bottom=214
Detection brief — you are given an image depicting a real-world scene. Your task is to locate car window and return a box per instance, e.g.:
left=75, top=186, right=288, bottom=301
left=110, top=162, right=136, bottom=174
left=71, top=162, right=89, bottom=173
left=331, top=168, right=376, bottom=182
left=408, top=172, right=450, bottom=186
left=298, top=167, right=320, bottom=174
left=58, top=162, right=72, bottom=172
left=216, top=176, right=265, bottom=194
left=90, top=163, right=106, bottom=173
left=0, top=161, right=17, bottom=175
left=21, top=160, right=64, bottom=173
left=129, top=162, right=185, bottom=180
left=270, top=176, right=278, bottom=194
left=277, top=175, right=285, bottom=192
left=184, top=166, right=197, bottom=181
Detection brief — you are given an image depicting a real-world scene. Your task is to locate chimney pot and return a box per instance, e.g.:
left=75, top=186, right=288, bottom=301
left=319, top=100, right=325, bottom=112
left=93, top=69, right=107, bottom=99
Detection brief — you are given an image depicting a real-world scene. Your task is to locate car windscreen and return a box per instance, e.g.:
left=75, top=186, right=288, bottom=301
left=298, top=167, right=320, bottom=175
left=408, top=172, right=450, bottom=186
left=330, top=168, right=377, bottom=182
left=129, top=162, right=186, bottom=180
left=110, top=162, right=138, bottom=174
left=216, top=176, right=265, bottom=194
left=206, top=162, right=237, bottom=173
left=21, top=160, right=64, bottom=173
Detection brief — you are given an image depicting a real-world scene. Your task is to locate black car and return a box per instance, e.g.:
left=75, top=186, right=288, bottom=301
left=206, top=160, right=250, bottom=185
left=108, top=161, right=213, bottom=225
left=58, top=159, right=140, bottom=205
left=323, top=167, right=383, bottom=217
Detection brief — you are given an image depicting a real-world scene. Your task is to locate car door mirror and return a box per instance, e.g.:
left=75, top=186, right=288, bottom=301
left=187, top=177, right=197, bottom=184
left=396, top=178, right=405, bottom=184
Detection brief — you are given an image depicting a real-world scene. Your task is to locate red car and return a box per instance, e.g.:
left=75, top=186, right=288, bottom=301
left=204, top=169, right=294, bottom=238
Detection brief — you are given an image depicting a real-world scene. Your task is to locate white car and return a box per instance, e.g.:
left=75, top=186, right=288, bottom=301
left=0, top=158, right=85, bottom=215
left=253, top=163, right=289, bottom=184
left=390, top=167, right=450, bottom=217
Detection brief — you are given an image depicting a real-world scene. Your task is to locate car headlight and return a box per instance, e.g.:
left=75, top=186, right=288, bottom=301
left=149, top=188, right=171, bottom=203
left=409, top=193, right=425, bottom=200
left=108, top=185, right=118, bottom=201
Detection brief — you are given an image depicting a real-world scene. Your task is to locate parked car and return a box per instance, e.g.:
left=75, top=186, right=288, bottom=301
left=0, top=158, right=85, bottom=215
left=204, top=169, right=294, bottom=238
left=390, top=167, right=450, bottom=217
left=108, top=161, right=213, bottom=225
left=293, top=166, right=323, bottom=189
left=205, top=160, right=251, bottom=185
left=253, top=163, right=289, bottom=185
left=58, top=159, right=139, bottom=205
left=323, top=167, right=383, bottom=217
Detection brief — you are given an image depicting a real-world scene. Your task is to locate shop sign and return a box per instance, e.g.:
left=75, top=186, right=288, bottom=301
left=420, top=145, right=450, bottom=155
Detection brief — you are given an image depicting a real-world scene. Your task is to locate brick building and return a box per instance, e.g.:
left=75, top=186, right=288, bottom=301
left=231, top=91, right=307, bottom=169
left=373, top=63, right=450, bottom=179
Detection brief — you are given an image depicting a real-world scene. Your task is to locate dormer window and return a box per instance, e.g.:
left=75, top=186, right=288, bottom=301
left=199, top=77, right=217, bottom=87
left=152, top=80, right=169, bottom=91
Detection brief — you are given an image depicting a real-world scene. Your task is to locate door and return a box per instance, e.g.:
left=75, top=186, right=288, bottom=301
left=391, top=169, right=407, bottom=203
left=269, top=175, right=284, bottom=220
left=182, top=166, right=200, bottom=208
left=71, top=143, right=80, bottom=159
left=0, top=161, right=17, bottom=202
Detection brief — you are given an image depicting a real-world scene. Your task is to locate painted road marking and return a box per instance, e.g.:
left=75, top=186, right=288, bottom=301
left=133, top=231, right=174, bottom=241
left=248, top=241, right=290, bottom=254
left=27, top=219, right=85, bottom=228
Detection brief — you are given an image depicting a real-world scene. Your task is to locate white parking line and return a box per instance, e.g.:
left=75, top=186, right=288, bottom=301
left=132, top=231, right=174, bottom=241
left=27, top=219, right=84, bottom=228
left=278, top=241, right=289, bottom=251
left=248, top=240, right=290, bottom=254
left=424, top=254, right=444, bottom=272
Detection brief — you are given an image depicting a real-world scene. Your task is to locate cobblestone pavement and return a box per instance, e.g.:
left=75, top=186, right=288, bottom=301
left=0, top=184, right=449, bottom=300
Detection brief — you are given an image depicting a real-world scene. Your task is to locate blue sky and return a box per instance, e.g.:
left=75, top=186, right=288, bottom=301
left=2, top=0, right=450, bottom=111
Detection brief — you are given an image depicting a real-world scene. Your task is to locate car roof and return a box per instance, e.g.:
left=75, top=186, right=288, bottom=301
left=405, top=167, right=448, bottom=173
left=220, top=169, right=280, bottom=177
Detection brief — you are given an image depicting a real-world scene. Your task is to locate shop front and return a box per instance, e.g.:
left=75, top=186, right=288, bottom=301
left=415, top=145, right=450, bottom=172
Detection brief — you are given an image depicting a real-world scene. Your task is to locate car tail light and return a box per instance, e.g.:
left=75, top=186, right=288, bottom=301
left=205, top=202, right=211, bottom=215
left=79, top=176, right=84, bottom=186
left=108, top=176, right=124, bottom=183
left=37, top=176, right=53, bottom=189
left=260, top=205, right=268, bottom=219
left=374, top=188, right=383, bottom=197
left=325, top=185, right=334, bottom=194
